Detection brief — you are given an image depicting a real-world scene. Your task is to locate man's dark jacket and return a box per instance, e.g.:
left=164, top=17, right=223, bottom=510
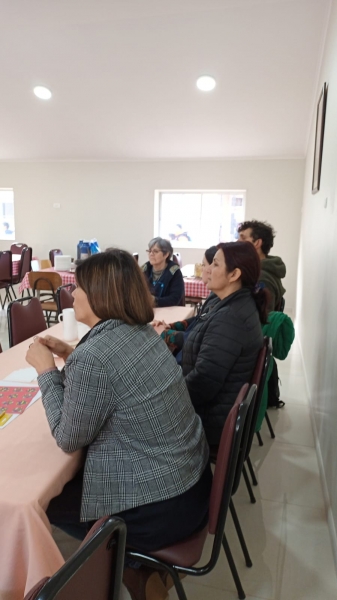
left=182, top=288, right=263, bottom=445
left=142, top=260, right=185, bottom=307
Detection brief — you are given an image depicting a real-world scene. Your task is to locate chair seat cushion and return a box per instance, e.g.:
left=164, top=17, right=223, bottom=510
left=149, top=524, right=209, bottom=567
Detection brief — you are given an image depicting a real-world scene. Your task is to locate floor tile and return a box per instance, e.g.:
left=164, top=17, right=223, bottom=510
left=264, top=404, right=315, bottom=448
left=237, top=442, right=326, bottom=510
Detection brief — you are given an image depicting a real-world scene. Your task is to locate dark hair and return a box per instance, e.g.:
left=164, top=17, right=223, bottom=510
left=217, top=241, right=270, bottom=324
left=148, top=237, right=173, bottom=263
left=237, top=220, right=275, bottom=255
left=205, top=245, right=218, bottom=265
left=76, top=250, right=154, bottom=325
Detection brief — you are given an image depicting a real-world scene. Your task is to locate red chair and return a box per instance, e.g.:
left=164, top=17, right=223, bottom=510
left=10, top=243, right=28, bottom=255
left=49, top=249, right=63, bottom=267
left=0, top=250, right=14, bottom=308
left=56, top=283, right=76, bottom=314
left=11, top=246, right=32, bottom=292
left=24, top=516, right=126, bottom=600
left=126, top=383, right=254, bottom=600
left=7, top=297, right=47, bottom=347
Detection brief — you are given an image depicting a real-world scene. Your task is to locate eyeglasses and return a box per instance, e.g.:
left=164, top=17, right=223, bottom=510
left=146, top=249, right=162, bottom=255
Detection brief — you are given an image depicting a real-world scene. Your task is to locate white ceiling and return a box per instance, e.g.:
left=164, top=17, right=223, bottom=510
left=0, top=0, right=331, bottom=160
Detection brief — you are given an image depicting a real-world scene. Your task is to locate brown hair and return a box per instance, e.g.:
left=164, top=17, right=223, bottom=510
left=217, top=241, right=270, bottom=324
left=76, top=250, right=154, bottom=325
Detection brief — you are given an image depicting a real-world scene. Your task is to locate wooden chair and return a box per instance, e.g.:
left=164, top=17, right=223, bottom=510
left=0, top=250, right=14, bottom=308
left=126, top=384, right=254, bottom=600
left=10, top=243, right=28, bottom=255
left=7, top=297, right=47, bottom=347
left=24, top=516, right=126, bottom=600
left=40, top=259, right=52, bottom=269
left=28, top=271, right=62, bottom=326
left=49, top=249, right=63, bottom=267
left=56, top=283, right=76, bottom=314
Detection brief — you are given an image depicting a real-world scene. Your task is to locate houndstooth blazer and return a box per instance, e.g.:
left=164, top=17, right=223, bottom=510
left=38, top=320, right=209, bottom=521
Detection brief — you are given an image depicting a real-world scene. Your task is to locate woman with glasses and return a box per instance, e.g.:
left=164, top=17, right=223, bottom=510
left=26, top=250, right=211, bottom=600
left=142, top=237, right=185, bottom=306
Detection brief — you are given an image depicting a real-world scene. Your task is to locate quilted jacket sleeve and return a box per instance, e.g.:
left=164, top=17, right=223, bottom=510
left=184, top=309, right=243, bottom=406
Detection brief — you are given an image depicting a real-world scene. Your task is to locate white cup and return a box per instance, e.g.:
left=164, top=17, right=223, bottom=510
left=77, top=321, right=90, bottom=340
left=58, top=308, right=78, bottom=341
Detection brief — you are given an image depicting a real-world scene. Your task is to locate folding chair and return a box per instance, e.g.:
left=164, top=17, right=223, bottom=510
left=56, top=283, right=76, bottom=314
left=0, top=250, right=14, bottom=308
left=7, top=297, right=47, bottom=347
left=24, top=516, right=126, bottom=600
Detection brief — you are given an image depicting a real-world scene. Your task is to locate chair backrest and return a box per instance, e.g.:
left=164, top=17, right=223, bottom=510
left=172, top=252, right=182, bottom=268
left=19, top=247, right=33, bottom=281
left=0, top=250, right=12, bottom=281
left=7, top=297, right=47, bottom=347
left=209, top=383, right=253, bottom=536
left=133, top=252, right=139, bottom=262
left=49, top=249, right=63, bottom=267
left=56, top=284, right=76, bottom=313
left=10, top=243, right=28, bottom=255
left=40, top=259, right=52, bottom=269
left=244, top=337, right=272, bottom=461
left=28, top=271, right=63, bottom=295
left=24, top=516, right=126, bottom=600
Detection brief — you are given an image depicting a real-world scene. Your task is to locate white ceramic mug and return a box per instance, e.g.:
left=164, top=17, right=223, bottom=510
left=77, top=321, right=90, bottom=340
left=58, top=308, right=78, bottom=341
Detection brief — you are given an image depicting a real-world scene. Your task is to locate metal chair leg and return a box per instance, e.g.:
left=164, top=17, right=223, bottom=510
left=246, top=456, right=258, bottom=486
left=264, top=412, right=276, bottom=439
left=229, top=499, right=252, bottom=567
left=242, top=464, right=256, bottom=504
left=169, top=568, right=188, bottom=600
left=222, top=534, right=246, bottom=599
left=256, top=431, right=264, bottom=446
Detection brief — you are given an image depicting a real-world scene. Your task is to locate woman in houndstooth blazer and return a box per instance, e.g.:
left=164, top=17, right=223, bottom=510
left=27, top=249, right=211, bottom=599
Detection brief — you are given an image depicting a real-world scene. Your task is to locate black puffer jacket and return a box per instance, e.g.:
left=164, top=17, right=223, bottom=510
left=182, top=288, right=263, bottom=445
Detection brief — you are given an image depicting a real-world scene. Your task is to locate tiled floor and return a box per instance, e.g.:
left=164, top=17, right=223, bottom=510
left=1, top=306, right=336, bottom=599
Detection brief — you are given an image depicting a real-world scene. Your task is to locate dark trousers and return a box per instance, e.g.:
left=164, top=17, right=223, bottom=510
left=47, top=463, right=212, bottom=552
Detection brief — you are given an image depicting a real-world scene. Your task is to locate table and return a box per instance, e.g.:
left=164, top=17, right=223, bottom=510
left=19, top=269, right=211, bottom=302
left=0, top=306, right=193, bottom=600
left=19, top=268, right=75, bottom=295
left=0, top=324, right=82, bottom=600
left=12, top=259, right=21, bottom=277
left=183, top=277, right=210, bottom=300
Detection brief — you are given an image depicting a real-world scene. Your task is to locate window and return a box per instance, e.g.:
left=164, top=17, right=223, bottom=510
left=155, top=190, right=246, bottom=248
left=0, top=189, right=15, bottom=241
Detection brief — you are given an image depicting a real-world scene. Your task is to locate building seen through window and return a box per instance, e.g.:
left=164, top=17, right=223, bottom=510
left=156, top=191, right=246, bottom=249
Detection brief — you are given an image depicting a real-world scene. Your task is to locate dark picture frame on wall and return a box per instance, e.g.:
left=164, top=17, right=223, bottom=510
left=312, top=82, right=328, bottom=194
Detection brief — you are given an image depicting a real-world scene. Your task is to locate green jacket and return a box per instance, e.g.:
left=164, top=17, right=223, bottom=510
left=256, top=311, right=295, bottom=431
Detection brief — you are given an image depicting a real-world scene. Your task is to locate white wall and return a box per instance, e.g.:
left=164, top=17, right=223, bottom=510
left=0, top=158, right=303, bottom=311
left=297, top=0, right=337, bottom=566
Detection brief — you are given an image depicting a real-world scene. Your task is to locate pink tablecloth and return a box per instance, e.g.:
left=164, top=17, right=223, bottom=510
left=19, top=268, right=76, bottom=294
left=184, top=277, right=210, bottom=299
left=0, top=324, right=82, bottom=600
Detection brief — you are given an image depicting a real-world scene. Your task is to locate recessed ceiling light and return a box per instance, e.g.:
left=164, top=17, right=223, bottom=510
left=196, top=75, right=216, bottom=92
left=33, top=86, right=52, bottom=100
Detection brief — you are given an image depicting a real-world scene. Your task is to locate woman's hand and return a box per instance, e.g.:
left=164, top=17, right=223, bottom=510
left=36, top=335, right=74, bottom=361
left=151, top=320, right=170, bottom=330
left=26, top=340, right=56, bottom=375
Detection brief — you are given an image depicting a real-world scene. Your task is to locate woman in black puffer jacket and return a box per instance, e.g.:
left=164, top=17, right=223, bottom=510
left=183, top=241, right=270, bottom=446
